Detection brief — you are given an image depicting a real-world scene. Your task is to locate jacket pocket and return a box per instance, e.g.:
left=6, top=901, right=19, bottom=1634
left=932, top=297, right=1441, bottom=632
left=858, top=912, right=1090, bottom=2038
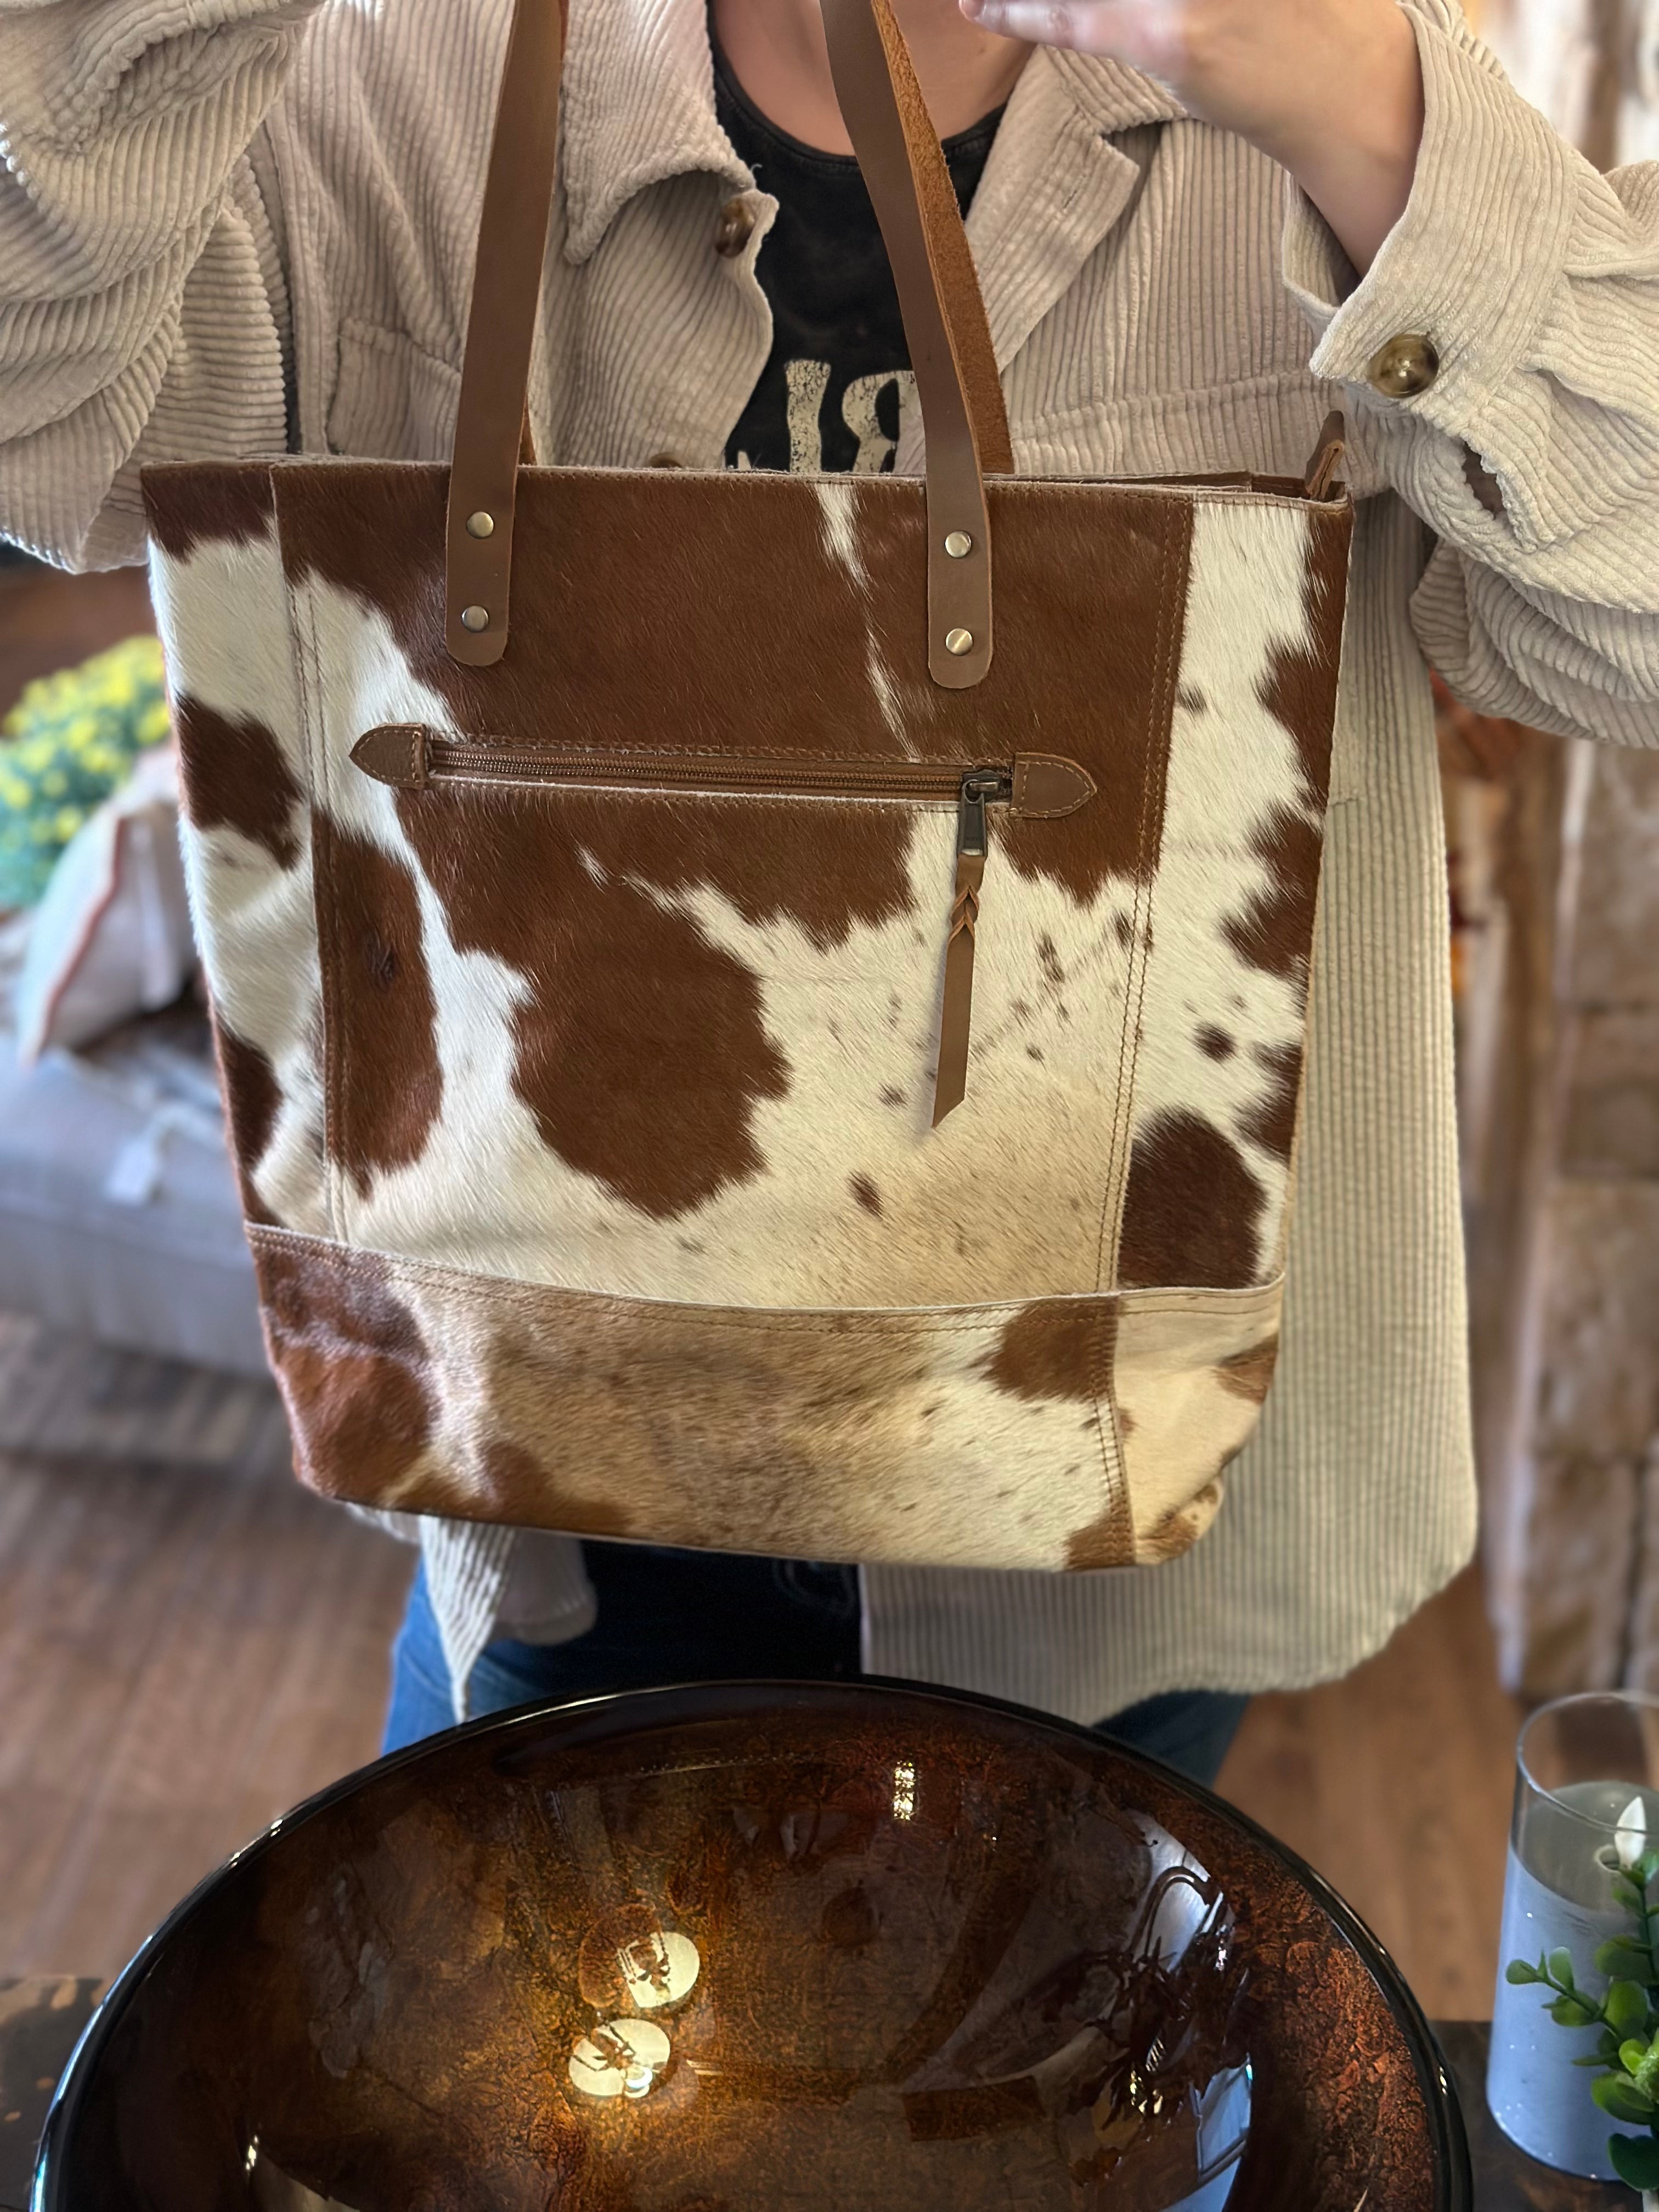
left=326, top=321, right=460, bottom=461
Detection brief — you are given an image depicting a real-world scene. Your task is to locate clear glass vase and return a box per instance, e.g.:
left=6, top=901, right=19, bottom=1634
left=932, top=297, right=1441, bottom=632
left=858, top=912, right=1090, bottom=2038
left=1487, top=1690, right=1659, bottom=2180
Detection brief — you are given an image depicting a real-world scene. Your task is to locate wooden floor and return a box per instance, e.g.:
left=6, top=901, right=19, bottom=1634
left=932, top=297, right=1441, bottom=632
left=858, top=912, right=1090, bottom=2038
left=0, top=1314, right=413, bottom=1984
left=0, top=1307, right=1519, bottom=2012
left=1218, top=1562, right=1522, bottom=2020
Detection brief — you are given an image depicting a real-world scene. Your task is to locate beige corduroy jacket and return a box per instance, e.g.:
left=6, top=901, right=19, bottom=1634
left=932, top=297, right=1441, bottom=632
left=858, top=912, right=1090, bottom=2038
left=2, top=0, right=1656, bottom=1719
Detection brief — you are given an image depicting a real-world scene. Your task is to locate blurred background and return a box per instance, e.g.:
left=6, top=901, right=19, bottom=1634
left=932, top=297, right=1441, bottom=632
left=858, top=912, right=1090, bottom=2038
left=0, top=0, right=1653, bottom=2029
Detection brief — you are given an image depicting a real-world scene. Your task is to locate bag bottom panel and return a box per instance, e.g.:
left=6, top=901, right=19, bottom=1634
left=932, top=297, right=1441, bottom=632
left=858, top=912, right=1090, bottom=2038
left=248, top=1226, right=1282, bottom=1571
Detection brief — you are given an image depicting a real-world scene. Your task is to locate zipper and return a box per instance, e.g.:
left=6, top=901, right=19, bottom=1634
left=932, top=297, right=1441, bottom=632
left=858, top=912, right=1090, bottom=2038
left=354, top=726, right=1005, bottom=805
left=351, top=725, right=1093, bottom=1126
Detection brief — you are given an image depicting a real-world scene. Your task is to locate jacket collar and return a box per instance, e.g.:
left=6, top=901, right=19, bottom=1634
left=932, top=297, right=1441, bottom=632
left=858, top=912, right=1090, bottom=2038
left=1042, top=47, right=1187, bottom=134
left=560, top=0, right=746, bottom=262
left=961, top=44, right=1183, bottom=376
left=558, top=0, right=1186, bottom=264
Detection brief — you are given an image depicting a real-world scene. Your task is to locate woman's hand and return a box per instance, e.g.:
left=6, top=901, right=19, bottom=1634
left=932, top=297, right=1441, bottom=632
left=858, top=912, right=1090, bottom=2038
left=957, top=0, right=1427, bottom=274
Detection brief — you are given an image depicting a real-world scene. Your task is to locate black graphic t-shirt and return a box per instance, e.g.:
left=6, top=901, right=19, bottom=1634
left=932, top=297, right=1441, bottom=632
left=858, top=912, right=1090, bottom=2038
left=712, top=33, right=1003, bottom=475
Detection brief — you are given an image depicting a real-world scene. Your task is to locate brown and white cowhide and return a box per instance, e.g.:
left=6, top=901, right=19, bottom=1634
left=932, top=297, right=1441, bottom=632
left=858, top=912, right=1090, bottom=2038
left=145, top=456, right=1348, bottom=1572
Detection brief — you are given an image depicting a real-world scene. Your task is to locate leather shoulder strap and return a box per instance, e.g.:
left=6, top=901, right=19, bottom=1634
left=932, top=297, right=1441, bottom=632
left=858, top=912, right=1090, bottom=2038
left=820, top=0, right=1011, bottom=687
left=445, top=0, right=1007, bottom=687
left=821, top=0, right=1012, bottom=476
left=446, top=0, right=567, bottom=667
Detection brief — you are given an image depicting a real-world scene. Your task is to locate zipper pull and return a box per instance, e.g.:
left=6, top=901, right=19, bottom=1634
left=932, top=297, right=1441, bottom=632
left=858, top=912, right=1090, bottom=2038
left=933, top=770, right=1008, bottom=1127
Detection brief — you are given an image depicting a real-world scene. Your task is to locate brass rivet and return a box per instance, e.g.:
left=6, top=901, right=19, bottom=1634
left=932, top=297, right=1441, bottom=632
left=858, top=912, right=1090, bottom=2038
left=465, top=510, right=495, bottom=539
left=460, top=605, right=490, bottom=633
left=944, top=628, right=974, bottom=656
left=944, top=531, right=972, bottom=559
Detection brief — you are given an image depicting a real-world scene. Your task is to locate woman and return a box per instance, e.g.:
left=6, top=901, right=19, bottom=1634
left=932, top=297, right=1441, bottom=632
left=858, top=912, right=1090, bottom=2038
left=2, top=0, right=1654, bottom=1785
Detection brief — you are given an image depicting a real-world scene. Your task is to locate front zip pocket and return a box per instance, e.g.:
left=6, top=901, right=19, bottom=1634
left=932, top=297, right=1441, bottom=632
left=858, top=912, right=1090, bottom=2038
left=351, top=725, right=1095, bottom=1126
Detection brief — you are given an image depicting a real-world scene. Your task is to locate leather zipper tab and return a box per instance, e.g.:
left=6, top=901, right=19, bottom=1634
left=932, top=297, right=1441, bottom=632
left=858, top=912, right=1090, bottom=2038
left=350, top=724, right=430, bottom=789
left=1012, top=753, right=1094, bottom=819
left=933, top=769, right=1009, bottom=1127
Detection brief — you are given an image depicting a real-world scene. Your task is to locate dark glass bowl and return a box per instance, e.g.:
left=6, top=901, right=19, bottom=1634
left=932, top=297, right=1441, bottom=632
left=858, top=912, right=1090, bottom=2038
left=35, top=1679, right=1469, bottom=2211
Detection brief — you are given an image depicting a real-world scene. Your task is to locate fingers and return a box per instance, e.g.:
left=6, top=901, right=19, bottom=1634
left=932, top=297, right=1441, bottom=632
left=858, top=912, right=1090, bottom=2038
left=960, top=0, right=1184, bottom=74
left=960, top=0, right=1094, bottom=46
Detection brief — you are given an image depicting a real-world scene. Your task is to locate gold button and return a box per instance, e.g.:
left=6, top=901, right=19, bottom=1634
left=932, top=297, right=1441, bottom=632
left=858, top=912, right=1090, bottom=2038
left=1367, top=332, right=1440, bottom=399
left=944, top=531, right=972, bottom=559
left=713, top=196, right=755, bottom=258
left=944, top=628, right=974, bottom=656
left=459, top=605, right=490, bottom=633
left=464, top=510, right=494, bottom=539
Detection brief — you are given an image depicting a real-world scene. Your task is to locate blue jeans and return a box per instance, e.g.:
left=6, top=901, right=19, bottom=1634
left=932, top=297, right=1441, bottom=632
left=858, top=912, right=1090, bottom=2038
left=383, top=1545, right=1249, bottom=1789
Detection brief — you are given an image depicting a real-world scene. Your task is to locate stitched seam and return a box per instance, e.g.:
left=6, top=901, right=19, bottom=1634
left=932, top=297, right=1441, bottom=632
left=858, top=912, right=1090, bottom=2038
left=1012, top=753, right=1094, bottom=819
left=243, top=1229, right=1283, bottom=1309
left=1094, top=514, right=1173, bottom=1303
left=405, top=734, right=1008, bottom=769
left=304, top=583, right=350, bottom=1248
left=609, top=465, right=1325, bottom=517
left=1091, top=812, right=1147, bottom=1299
left=279, top=527, right=345, bottom=1248
left=1260, top=512, right=1333, bottom=1279
left=1088, top=503, right=1184, bottom=1559
left=1092, top=512, right=1175, bottom=1297
left=246, top=1221, right=1283, bottom=1318
left=290, top=459, right=1324, bottom=519
left=249, top=1226, right=1207, bottom=1335
left=421, top=781, right=963, bottom=814
left=1268, top=988, right=1321, bottom=1282
left=1199, top=531, right=1333, bottom=1273
left=1114, top=1284, right=1284, bottom=1316
left=1114, top=512, right=1184, bottom=1307
left=248, top=1225, right=1285, bottom=1321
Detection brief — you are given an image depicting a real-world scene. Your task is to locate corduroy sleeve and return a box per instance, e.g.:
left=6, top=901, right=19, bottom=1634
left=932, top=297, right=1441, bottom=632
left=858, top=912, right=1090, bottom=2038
left=1280, top=0, right=1659, bottom=749
left=0, top=0, right=324, bottom=572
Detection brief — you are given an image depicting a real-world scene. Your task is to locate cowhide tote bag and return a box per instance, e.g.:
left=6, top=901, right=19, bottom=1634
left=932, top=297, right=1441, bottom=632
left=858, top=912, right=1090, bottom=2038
left=142, top=0, right=1355, bottom=1572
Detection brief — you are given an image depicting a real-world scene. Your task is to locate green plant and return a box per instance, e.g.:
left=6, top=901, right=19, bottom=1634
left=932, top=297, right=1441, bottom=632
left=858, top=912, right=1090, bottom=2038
left=1508, top=1839, right=1659, bottom=2198
left=0, top=635, right=169, bottom=910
